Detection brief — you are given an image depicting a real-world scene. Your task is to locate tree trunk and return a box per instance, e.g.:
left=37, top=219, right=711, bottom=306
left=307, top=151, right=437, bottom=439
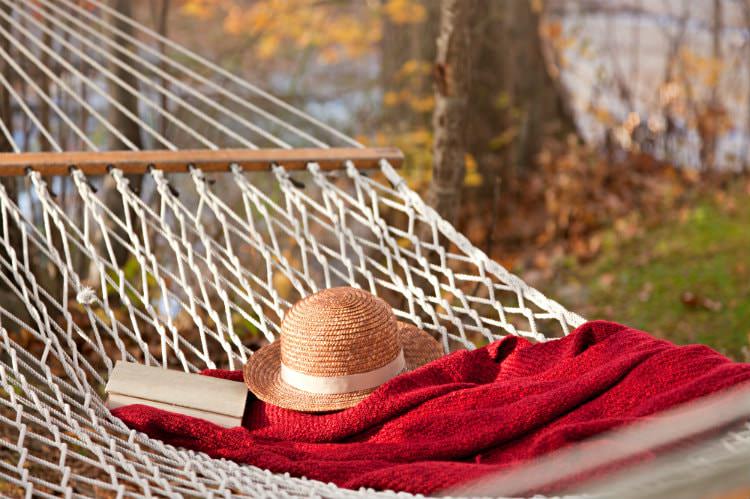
left=698, top=0, right=723, bottom=171
left=39, top=3, right=52, bottom=152
left=379, top=1, right=439, bottom=131
left=743, top=0, right=750, bottom=171
left=427, top=0, right=476, bottom=225
left=108, top=0, right=143, bottom=152
left=468, top=1, right=577, bottom=184
left=0, top=5, right=30, bottom=326
left=152, top=0, right=171, bottom=141
left=104, top=0, right=143, bottom=267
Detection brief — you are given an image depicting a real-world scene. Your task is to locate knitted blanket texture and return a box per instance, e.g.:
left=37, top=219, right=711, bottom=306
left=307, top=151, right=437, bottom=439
left=112, top=321, right=750, bottom=494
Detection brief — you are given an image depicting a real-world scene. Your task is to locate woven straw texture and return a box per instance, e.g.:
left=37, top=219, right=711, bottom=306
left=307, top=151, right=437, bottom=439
left=244, top=287, right=443, bottom=412
left=7, top=0, right=748, bottom=497
left=244, top=287, right=443, bottom=411
left=283, top=287, right=400, bottom=376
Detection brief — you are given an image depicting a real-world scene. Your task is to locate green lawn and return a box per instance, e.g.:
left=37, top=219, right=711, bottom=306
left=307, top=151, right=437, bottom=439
left=542, top=190, right=750, bottom=360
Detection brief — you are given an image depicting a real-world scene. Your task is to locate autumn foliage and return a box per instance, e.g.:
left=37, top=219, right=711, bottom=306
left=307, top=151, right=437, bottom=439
left=171, top=0, right=750, bottom=356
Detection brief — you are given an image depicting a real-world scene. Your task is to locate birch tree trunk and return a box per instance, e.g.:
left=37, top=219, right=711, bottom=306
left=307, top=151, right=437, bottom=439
left=427, top=0, right=476, bottom=225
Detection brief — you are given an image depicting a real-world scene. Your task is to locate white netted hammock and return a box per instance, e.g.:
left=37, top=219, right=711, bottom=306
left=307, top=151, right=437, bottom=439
left=0, top=1, right=749, bottom=498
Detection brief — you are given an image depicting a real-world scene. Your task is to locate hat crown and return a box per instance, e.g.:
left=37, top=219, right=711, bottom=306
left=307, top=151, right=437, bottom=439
left=280, top=287, right=400, bottom=377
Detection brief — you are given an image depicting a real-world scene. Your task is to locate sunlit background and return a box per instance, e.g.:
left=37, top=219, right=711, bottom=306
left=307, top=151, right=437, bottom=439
left=152, top=0, right=750, bottom=359
left=3, top=0, right=750, bottom=358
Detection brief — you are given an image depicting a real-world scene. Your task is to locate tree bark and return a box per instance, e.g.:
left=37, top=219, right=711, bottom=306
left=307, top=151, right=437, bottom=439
left=379, top=1, right=439, bottom=130
left=152, top=0, right=171, bottom=141
left=104, top=0, right=143, bottom=266
left=427, top=0, right=476, bottom=225
left=0, top=5, right=30, bottom=326
left=468, top=1, right=577, bottom=184
left=743, top=0, right=750, bottom=171
left=39, top=3, right=52, bottom=152
left=108, top=0, right=143, bottom=152
left=698, top=0, right=723, bottom=171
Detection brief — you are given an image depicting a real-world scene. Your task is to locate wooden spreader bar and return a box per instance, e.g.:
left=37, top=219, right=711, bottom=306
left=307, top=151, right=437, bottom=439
left=0, top=147, right=403, bottom=177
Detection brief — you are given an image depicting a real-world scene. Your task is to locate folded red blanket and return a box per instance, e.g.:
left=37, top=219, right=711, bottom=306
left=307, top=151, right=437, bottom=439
left=112, top=320, right=750, bottom=494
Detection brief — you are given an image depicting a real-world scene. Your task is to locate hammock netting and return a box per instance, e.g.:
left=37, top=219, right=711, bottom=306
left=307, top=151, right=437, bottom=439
left=0, top=1, right=748, bottom=497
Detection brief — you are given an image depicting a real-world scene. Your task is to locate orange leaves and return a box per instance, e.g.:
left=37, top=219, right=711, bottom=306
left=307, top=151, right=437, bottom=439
left=224, top=2, right=273, bottom=33
left=383, top=59, right=434, bottom=113
left=180, top=0, right=215, bottom=20
left=543, top=20, right=563, bottom=41
left=680, top=291, right=723, bottom=312
left=540, top=20, right=574, bottom=58
left=383, top=91, right=399, bottom=107
left=384, top=90, right=434, bottom=112
left=184, top=0, right=382, bottom=63
left=403, top=127, right=431, bottom=147
left=680, top=48, right=724, bottom=89
left=383, top=0, right=426, bottom=24
left=257, top=35, right=282, bottom=60
left=659, top=50, right=731, bottom=134
left=622, top=112, right=641, bottom=134
left=530, top=0, right=544, bottom=14
left=696, top=102, right=732, bottom=138
left=464, top=135, right=704, bottom=268
left=659, top=81, right=683, bottom=107
left=378, top=126, right=432, bottom=191
left=463, top=154, right=482, bottom=187
left=178, top=0, right=430, bottom=64
left=408, top=95, right=435, bottom=113
left=589, top=105, right=614, bottom=128
left=398, top=59, right=432, bottom=78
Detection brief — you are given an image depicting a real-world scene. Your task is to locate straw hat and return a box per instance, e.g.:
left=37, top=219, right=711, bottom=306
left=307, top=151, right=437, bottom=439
left=243, top=287, right=443, bottom=412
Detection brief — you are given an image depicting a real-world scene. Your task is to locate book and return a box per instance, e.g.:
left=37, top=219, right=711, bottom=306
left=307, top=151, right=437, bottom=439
left=105, top=361, right=248, bottom=428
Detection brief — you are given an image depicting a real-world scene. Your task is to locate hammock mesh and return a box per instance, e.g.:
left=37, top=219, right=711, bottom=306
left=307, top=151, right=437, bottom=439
left=0, top=1, right=748, bottom=497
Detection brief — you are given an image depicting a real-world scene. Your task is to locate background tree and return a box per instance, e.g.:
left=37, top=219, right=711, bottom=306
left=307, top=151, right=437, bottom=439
left=0, top=0, right=747, bottom=356
left=0, top=1, right=25, bottom=323
left=103, top=0, right=147, bottom=266
left=379, top=0, right=438, bottom=132
left=468, top=1, right=578, bottom=184
left=152, top=0, right=172, bottom=140
left=426, top=0, right=475, bottom=225
left=697, top=0, right=724, bottom=171
left=744, top=0, right=750, bottom=171
left=108, top=0, right=144, bottom=152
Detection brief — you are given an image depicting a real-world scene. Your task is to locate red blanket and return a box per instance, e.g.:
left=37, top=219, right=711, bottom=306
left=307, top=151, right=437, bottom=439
left=112, top=321, right=750, bottom=494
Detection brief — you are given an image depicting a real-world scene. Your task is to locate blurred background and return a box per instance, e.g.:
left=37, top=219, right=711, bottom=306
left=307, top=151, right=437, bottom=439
left=166, top=0, right=750, bottom=359
left=3, top=0, right=750, bottom=358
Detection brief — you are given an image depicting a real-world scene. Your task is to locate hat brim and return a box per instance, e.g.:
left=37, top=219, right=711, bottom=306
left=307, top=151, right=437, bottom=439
left=243, top=322, right=443, bottom=412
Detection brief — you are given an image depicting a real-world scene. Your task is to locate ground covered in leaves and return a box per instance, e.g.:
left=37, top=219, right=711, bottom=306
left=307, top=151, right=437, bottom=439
left=457, top=138, right=750, bottom=359
left=543, top=181, right=750, bottom=360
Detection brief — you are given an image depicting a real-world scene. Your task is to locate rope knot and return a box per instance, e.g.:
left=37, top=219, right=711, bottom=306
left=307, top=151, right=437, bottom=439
left=76, top=286, right=96, bottom=305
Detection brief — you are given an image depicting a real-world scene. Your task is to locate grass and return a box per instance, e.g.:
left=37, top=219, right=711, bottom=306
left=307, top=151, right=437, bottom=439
left=543, top=185, right=750, bottom=360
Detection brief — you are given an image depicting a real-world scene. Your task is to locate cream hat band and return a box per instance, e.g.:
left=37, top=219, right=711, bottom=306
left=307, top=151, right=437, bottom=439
left=279, top=350, right=406, bottom=395
left=243, top=287, right=444, bottom=412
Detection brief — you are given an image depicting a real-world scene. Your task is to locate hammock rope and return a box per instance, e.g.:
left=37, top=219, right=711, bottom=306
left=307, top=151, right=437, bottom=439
left=0, top=2, right=745, bottom=498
